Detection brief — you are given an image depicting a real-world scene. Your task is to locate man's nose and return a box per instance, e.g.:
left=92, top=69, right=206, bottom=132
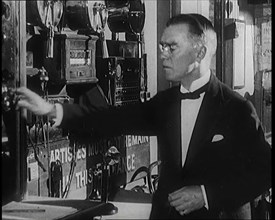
left=160, top=50, right=170, bottom=60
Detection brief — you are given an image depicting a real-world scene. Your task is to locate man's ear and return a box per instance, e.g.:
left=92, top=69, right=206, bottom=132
left=196, top=45, right=207, bottom=62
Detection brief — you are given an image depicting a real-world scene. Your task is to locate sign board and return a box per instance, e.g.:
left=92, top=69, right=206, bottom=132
left=27, top=135, right=150, bottom=199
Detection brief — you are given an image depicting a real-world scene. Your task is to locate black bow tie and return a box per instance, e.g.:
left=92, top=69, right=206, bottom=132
left=179, top=82, right=209, bottom=100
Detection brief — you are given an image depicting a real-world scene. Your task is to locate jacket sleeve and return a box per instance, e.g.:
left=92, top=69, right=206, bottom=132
left=59, top=96, right=160, bottom=137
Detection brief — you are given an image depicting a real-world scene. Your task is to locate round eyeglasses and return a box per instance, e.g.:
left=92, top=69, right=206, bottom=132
left=159, top=43, right=177, bottom=56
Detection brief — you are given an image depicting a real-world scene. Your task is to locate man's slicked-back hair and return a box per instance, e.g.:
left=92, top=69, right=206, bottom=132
left=188, top=13, right=217, bottom=56
left=166, top=13, right=217, bottom=58
left=166, top=14, right=205, bottom=38
left=188, top=13, right=216, bottom=33
left=166, top=13, right=207, bottom=49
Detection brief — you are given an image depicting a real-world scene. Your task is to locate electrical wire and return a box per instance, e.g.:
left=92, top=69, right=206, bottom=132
left=39, top=117, right=47, bottom=148
left=61, top=140, right=77, bottom=198
left=108, top=79, right=113, bottom=106
left=26, top=125, right=46, bottom=172
left=96, top=84, right=110, bottom=105
left=40, top=72, right=52, bottom=197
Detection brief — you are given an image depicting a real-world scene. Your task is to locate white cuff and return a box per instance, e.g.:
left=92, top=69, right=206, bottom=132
left=52, top=103, right=63, bottom=127
left=201, top=185, right=209, bottom=210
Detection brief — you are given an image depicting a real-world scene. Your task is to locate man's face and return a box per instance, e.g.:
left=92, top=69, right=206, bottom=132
left=160, top=24, right=198, bottom=83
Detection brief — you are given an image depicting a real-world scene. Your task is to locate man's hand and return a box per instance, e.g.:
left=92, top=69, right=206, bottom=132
left=16, top=87, right=55, bottom=117
left=168, top=185, right=205, bottom=216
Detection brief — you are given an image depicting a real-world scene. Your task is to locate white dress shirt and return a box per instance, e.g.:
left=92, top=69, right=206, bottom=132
left=180, top=70, right=211, bottom=209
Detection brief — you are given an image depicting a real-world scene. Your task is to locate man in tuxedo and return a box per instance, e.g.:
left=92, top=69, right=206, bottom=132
left=16, top=14, right=271, bottom=219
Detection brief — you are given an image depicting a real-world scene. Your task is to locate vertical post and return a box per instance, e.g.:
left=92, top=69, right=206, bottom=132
left=157, top=0, right=171, bottom=92
left=170, top=0, right=181, bottom=17
left=214, top=0, right=225, bottom=82
left=170, top=0, right=181, bottom=88
left=18, top=0, right=27, bottom=201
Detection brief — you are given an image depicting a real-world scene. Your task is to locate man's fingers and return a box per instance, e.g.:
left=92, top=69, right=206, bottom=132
left=169, top=190, right=184, bottom=201
left=16, top=87, right=37, bottom=98
left=172, top=198, right=191, bottom=210
left=15, top=87, right=27, bottom=95
left=17, top=100, right=32, bottom=110
left=169, top=196, right=186, bottom=207
left=180, top=209, right=191, bottom=216
left=174, top=202, right=194, bottom=216
left=16, top=87, right=45, bottom=106
left=168, top=186, right=205, bottom=216
left=168, top=194, right=187, bottom=207
left=168, top=186, right=187, bottom=200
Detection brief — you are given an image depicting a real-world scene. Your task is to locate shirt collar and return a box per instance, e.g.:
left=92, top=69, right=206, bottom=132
left=180, top=70, right=211, bottom=93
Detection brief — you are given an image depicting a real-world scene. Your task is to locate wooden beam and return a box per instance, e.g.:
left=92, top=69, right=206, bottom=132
left=214, top=0, right=226, bottom=82
left=171, top=0, right=181, bottom=17
left=157, top=0, right=171, bottom=92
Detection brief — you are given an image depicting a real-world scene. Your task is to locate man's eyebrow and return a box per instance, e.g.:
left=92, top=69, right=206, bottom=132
left=159, top=41, right=178, bottom=46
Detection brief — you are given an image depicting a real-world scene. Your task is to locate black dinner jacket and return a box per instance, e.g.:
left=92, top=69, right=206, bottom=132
left=61, top=73, right=271, bottom=219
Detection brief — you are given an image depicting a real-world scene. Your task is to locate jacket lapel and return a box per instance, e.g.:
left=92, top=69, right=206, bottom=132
left=183, top=74, right=222, bottom=169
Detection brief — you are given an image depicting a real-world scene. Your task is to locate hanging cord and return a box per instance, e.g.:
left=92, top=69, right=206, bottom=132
left=39, top=67, right=51, bottom=196
left=62, top=140, right=77, bottom=198
left=26, top=125, right=46, bottom=172
left=107, top=79, right=113, bottom=106
left=106, top=59, right=118, bottom=106
left=34, top=117, right=42, bottom=196
left=96, top=84, right=110, bottom=105
left=39, top=117, right=47, bottom=148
